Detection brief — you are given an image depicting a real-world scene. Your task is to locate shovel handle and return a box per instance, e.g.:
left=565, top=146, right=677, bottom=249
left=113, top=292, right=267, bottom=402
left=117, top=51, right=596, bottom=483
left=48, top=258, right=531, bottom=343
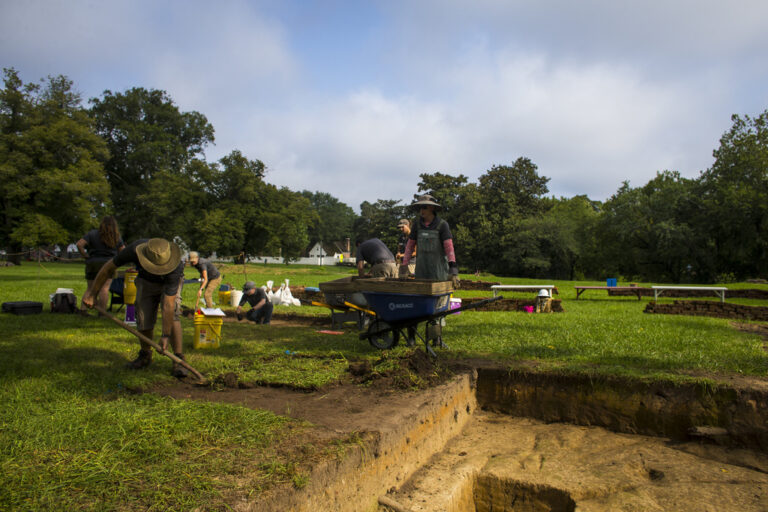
left=94, top=305, right=206, bottom=382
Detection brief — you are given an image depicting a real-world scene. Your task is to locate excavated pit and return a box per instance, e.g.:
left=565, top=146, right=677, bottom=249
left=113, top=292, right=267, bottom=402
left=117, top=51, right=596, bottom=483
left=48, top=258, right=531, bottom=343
left=156, top=363, right=768, bottom=511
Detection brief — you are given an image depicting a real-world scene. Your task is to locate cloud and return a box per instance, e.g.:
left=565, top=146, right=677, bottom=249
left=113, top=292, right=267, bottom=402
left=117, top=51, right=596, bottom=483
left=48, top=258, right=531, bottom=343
left=2, top=0, right=765, bottom=211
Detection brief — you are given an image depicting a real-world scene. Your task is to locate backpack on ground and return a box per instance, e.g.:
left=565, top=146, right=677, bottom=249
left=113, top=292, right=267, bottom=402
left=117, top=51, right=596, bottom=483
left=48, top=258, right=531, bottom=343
left=51, top=292, right=77, bottom=313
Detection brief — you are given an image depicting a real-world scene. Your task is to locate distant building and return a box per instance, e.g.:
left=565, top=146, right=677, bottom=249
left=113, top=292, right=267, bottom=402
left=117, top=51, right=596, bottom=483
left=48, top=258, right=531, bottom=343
left=305, top=240, right=350, bottom=265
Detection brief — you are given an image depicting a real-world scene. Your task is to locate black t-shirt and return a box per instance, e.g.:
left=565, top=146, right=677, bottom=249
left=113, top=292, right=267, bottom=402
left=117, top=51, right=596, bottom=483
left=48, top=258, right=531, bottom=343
left=409, top=216, right=452, bottom=242
left=397, top=233, right=408, bottom=255
left=239, top=287, right=269, bottom=308
left=113, top=239, right=184, bottom=295
left=82, top=229, right=124, bottom=262
left=356, top=238, right=395, bottom=264
left=193, top=258, right=220, bottom=280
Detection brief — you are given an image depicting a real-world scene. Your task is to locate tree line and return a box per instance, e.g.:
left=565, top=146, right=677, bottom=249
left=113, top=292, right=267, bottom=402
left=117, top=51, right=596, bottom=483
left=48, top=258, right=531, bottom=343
left=1, top=68, right=766, bottom=283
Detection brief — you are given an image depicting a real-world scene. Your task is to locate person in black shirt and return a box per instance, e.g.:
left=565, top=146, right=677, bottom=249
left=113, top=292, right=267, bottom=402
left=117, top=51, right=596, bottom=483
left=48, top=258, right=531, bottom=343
left=236, top=281, right=273, bottom=324
left=395, top=218, right=416, bottom=276
left=83, top=238, right=188, bottom=377
left=76, top=216, right=125, bottom=310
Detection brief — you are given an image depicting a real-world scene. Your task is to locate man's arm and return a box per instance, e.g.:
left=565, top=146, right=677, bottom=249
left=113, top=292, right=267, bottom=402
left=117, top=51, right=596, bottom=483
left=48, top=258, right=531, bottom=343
left=198, top=269, right=208, bottom=297
left=159, top=293, right=176, bottom=352
left=83, top=260, right=117, bottom=307
left=251, top=298, right=266, bottom=311
left=357, top=259, right=366, bottom=277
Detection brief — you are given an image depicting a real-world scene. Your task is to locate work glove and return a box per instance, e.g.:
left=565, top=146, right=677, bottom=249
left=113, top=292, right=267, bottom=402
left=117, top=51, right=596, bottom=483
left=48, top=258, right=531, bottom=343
left=398, top=264, right=409, bottom=279
left=449, top=262, right=460, bottom=289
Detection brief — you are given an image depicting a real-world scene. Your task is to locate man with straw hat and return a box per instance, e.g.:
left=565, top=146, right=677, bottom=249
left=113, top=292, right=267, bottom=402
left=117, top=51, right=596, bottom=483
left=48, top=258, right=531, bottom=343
left=399, top=194, right=459, bottom=288
left=83, top=238, right=188, bottom=377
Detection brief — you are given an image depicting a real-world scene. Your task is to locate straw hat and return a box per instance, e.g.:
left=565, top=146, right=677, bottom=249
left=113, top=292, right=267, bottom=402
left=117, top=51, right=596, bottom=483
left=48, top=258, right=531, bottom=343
left=135, top=238, right=181, bottom=275
left=411, top=194, right=442, bottom=211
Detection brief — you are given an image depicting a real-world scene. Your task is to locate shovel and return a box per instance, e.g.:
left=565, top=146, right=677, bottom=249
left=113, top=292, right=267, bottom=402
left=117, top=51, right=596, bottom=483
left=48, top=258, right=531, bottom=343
left=93, top=305, right=207, bottom=383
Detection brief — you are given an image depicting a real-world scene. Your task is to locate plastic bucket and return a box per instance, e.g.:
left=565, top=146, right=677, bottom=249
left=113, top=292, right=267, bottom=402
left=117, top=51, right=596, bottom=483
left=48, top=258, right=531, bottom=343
left=124, top=270, right=138, bottom=305
left=230, top=290, right=243, bottom=307
left=193, top=312, right=222, bottom=349
left=218, top=290, right=231, bottom=305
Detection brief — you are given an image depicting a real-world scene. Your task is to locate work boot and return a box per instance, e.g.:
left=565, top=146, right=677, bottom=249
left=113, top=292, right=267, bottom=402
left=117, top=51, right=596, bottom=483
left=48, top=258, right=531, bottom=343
left=172, top=353, right=190, bottom=379
left=126, top=349, right=152, bottom=370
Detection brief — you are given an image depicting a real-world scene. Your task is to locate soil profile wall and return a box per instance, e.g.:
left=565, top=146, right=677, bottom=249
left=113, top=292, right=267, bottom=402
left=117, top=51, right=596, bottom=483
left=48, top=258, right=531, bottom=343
left=475, top=368, right=768, bottom=451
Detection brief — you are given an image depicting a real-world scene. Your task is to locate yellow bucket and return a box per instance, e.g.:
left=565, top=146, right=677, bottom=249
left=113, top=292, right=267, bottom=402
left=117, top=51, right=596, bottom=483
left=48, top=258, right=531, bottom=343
left=124, top=270, right=138, bottom=305
left=193, top=312, right=222, bottom=349
left=218, top=290, right=231, bottom=305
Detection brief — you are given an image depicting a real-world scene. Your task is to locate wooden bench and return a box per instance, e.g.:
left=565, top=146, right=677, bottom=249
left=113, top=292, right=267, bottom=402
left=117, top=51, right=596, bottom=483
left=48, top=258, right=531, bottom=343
left=491, top=285, right=558, bottom=297
left=652, top=286, right=727, bottom=303
left=574, top=286, right=646, bottom=300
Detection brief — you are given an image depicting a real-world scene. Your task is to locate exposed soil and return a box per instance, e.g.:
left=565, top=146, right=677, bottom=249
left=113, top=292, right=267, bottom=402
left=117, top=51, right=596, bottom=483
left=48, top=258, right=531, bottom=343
left=150, top=318, right=768, bottom=511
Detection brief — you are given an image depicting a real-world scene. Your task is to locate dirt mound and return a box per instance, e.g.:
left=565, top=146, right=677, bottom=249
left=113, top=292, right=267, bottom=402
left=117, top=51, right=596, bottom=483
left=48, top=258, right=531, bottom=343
left=348, top=350, right=454, bottom=390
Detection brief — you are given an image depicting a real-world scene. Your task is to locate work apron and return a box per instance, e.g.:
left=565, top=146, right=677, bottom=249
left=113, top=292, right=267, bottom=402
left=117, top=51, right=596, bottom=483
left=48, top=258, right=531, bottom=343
left=414, top=222, right=449, bottom=281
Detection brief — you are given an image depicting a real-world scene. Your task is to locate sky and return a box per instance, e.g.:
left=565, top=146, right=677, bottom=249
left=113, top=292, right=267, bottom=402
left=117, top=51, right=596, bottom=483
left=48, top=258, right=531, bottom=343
left=2, top=0, right=767, bottom=211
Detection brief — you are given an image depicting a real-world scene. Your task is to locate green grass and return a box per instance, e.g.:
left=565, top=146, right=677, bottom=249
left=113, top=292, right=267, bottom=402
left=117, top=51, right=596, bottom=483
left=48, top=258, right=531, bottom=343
left=1, top=261, right=767, bottom=509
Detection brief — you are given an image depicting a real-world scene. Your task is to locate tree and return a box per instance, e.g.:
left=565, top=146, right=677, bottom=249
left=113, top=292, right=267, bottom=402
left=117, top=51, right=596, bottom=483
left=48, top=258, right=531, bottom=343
left=353, top=199, right=408, bottom=252
left=299, top=191, right=355, bottom=246
left=0, top=69, right=110, bottom=264
left=89, top=88, right=214, bottom=240
left=699, top=110, right=768, bottom=279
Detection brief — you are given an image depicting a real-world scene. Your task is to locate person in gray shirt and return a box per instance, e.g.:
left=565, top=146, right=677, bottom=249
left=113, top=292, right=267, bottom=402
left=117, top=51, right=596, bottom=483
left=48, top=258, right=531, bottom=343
left=188, top=251, right=222, bottom=308
left=356, top=238, right=397, bottom=278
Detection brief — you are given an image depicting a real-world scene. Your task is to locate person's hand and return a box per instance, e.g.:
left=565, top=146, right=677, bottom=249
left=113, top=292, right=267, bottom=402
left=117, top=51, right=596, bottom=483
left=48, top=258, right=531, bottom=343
left=398, top=265, right=409, bottom=279
left=158, top=335, right=169, bottom=354
left=82, top=292, right=95, bottom=309
left=197, top=288, right=202, bottom=297
left=448, top=261, right=459, bottom=289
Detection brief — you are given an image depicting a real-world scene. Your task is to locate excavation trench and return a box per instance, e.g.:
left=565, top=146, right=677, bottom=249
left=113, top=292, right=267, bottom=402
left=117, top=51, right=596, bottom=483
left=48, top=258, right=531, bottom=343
left=156, top=365, right=768, bottom=511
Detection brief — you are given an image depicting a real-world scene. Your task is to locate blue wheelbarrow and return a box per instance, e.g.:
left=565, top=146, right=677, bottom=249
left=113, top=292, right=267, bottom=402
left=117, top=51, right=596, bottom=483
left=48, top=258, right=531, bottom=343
left=359, top=290, right=502, bottom=355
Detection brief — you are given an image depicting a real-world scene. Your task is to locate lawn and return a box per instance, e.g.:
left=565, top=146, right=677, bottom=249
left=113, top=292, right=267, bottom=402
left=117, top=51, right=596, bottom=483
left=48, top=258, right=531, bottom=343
left=1, top=261, right=767, bottom=510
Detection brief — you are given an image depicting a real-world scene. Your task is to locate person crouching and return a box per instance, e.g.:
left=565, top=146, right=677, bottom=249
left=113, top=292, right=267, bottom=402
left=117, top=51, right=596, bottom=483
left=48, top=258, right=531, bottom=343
left=236, top=281, right=273, bottom=324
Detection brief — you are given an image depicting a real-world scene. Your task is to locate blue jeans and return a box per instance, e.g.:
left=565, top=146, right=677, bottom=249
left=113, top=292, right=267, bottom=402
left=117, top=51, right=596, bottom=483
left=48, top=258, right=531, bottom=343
left=245, top=302, right=273, bottom=324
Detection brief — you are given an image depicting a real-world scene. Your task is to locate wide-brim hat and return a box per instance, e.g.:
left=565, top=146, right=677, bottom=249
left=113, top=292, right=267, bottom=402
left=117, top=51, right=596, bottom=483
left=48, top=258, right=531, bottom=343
left=135, top=238, right=181, bottom=275
left=243, top=281, right=256, bottom=292
left=397, top=218, right=410, bottom=227
left=411, top=194, right=442, bottom=211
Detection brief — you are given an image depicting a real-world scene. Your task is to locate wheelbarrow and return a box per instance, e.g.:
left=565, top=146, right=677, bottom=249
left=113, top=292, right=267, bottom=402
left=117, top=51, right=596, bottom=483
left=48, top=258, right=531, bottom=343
left=358, top=291, right=503, bottom=356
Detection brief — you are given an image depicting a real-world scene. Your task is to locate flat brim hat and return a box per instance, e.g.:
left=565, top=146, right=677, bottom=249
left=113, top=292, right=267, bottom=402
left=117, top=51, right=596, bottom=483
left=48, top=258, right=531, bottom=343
left=135, top=238, right=181, bottom=275
left=411, top=194, right=442, bottom=211
left=397, top=218, right=410, bottom=227
left=243, top=281, right=256, bottom=292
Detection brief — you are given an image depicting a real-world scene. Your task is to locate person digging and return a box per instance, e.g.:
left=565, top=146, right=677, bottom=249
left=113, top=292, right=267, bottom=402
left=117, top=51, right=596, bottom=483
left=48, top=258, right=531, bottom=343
left=83, top=238, right=190, bottom=378
left=236, top=281, right=273, bottom=324
left=187, top=251, right=222, bottom=308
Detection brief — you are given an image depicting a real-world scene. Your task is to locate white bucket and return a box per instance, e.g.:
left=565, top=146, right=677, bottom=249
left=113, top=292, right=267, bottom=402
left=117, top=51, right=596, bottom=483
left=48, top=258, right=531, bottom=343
left=230, top=290, right=243, bottom=307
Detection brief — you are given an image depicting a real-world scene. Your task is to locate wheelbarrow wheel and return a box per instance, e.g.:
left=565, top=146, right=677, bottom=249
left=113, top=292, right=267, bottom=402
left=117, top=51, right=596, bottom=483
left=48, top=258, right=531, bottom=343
left=367, top=320, right=399, bottom=350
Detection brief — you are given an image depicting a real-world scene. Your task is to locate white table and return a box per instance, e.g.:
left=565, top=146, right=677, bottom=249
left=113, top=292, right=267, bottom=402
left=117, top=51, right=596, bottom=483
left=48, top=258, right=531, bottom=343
left=491, top=285, right=558, bottom=297
left=651, top=286, right=727, bottom=303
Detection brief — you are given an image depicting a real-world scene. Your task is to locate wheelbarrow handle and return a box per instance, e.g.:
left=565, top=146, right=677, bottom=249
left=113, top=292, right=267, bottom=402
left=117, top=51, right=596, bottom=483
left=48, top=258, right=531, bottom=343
left=93, top=305, right=206, bottom=383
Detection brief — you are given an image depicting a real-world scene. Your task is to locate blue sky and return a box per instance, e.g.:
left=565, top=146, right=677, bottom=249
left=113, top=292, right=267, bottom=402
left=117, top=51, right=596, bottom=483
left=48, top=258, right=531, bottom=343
left=2, top=0, right=767, bottom=211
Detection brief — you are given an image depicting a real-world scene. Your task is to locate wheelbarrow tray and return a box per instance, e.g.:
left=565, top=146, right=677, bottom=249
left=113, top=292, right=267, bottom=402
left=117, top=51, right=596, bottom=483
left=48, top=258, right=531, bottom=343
left=318, top=277, right=368, bottom=307
left=362, top=291, right=452, bottom=323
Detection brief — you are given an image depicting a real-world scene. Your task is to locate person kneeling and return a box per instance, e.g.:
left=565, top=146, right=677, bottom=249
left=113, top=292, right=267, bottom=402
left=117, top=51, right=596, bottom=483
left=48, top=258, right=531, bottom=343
left=236, top=281, right=273, bottom=324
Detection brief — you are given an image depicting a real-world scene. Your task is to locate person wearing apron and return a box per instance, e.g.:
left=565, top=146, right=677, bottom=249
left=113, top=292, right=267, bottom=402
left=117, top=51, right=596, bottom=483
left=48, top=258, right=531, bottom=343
left=399, top=194, right=459, bottom=288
